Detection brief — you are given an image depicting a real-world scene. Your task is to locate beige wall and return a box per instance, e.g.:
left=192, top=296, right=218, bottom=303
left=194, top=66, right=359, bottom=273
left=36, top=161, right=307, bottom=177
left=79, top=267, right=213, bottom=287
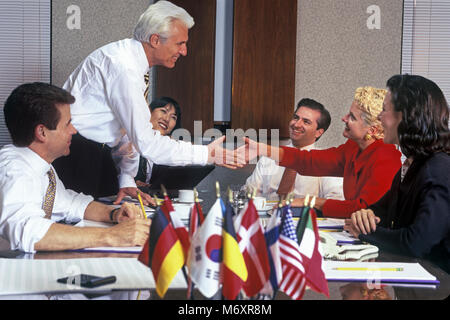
left=51, top=0, right=150, bottom=87
left=295, top=0, right=403, bottom=148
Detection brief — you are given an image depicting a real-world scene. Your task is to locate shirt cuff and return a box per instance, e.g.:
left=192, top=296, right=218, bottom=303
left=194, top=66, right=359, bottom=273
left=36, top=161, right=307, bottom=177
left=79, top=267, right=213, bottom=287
left=191, top=145, right=209, bottom=165
left=118, top=174, right=137, bottom=189
left=70, top=193, right=94, bottom=222
left=21, top=217, right=55, bottom=253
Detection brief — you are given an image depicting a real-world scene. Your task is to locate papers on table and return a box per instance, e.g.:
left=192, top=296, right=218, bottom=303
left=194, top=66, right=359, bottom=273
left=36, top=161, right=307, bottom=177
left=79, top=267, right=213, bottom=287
left=97, top=196, right=157, bottom=214
left=323, top=261, right=440, bottom=285
left=320, top=230, right=362, bottom=245
left=293, top=217, right=345, bottom=230
left=73, top=220, right=142, bottom=254
left=75, top=220, right=114, bottom=228
left=0, top=257, right=186, bottom=295
left=316, top=218, right=345, bottom=230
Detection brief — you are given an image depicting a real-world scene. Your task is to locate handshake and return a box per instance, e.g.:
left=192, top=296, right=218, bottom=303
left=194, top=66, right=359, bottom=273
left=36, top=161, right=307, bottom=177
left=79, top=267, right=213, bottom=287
left=206, top=136, right=282, bottom=169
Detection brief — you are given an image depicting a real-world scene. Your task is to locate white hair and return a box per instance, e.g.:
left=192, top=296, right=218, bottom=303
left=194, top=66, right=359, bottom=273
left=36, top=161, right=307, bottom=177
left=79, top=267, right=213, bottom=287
left=133, top=1, right=194, bottom=42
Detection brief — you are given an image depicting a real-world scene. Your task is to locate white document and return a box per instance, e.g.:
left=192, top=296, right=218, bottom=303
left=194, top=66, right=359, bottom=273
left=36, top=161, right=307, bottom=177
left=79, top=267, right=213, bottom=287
left=97, top=196, right=156, bottom=214
left=317, top=218, right=345, bottom=229
left=0, top=257, right=186, bottom=295
left=324, top=230, right=361, bottom=244
left=323, top=261, right=439, bottom=285
left=73, top=220, right=143, bottom=253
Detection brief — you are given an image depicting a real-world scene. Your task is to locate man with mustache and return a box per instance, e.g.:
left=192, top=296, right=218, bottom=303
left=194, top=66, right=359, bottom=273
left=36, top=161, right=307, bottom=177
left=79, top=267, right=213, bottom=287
left=53, top=1, right=243, bottom=207
left=243, top=98, right=344, bottom=209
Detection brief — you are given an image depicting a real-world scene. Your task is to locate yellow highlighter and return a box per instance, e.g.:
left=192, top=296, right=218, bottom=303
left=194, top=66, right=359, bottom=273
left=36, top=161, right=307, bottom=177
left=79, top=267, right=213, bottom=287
left=136, top=191, right=148, bottom=220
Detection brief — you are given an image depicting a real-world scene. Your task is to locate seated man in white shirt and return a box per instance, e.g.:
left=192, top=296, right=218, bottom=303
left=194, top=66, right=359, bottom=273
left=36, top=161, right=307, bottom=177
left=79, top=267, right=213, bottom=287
left=53, top=1, right=243, bottom=206
left=243, top=98, right=344, bottom=213
left=0, top=82, right=151, bottom=253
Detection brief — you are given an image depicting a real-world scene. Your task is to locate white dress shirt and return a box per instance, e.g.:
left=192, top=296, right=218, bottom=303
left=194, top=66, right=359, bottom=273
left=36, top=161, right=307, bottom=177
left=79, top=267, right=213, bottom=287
left=0, top=145, right=93, bottom=253
left=63, top=38, right=208, bottom=188
left=243, top=142, right=344, bottom=201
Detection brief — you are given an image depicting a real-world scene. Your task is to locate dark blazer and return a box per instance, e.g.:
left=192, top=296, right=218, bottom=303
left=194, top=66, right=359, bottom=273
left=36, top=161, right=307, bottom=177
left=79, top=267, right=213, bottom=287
left=360, top=152, right=450, bottom=273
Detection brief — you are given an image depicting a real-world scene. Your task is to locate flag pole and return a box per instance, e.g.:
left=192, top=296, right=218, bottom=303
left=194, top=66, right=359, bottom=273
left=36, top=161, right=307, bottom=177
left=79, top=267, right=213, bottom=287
left=216, top=182, right=226, bottom=300
left=295, top=194, right=311, bottom=242
left=158, top=188, right=191, bottom=290
left=185, top=188, right=201, bottom=300
left=270, top=194, right=291, bottom=300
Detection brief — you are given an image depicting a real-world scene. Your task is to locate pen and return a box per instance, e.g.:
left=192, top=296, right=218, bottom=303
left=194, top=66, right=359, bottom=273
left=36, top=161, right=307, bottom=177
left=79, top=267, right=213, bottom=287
left=136, top=191, right=148, bottom=219
left=332, top=267, right=404, bottom=272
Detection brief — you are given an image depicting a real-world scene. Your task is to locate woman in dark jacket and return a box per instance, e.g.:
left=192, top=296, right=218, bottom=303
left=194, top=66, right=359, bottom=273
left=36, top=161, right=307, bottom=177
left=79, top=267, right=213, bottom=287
left=346, top=74, right=450, bottom=272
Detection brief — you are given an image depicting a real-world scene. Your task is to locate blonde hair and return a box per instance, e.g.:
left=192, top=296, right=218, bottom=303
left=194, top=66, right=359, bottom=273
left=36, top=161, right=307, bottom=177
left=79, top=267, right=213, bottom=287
left=354, top=86, right=387, bottom=140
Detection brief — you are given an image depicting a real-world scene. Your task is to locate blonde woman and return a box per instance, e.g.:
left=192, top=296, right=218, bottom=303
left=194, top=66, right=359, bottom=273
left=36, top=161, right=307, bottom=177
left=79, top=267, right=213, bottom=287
left=244, top=87, right=402, bottom=218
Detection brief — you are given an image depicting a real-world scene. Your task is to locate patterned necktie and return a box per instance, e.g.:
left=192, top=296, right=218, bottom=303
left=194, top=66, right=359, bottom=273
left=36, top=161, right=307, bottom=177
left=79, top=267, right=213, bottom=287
left=144, top=72, right=150, bottom=101
left=42, top=168, right=56, bottom=219
left=136, top=156, right=148, bottom=183
left=276, top=168, right=297, bottom=197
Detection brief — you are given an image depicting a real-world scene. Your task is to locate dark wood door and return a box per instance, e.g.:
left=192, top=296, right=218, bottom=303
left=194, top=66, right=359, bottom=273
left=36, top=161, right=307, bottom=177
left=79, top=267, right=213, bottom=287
left=232, top=0, right=297, bottom=138
left=155, top=0, right=216, bottom=137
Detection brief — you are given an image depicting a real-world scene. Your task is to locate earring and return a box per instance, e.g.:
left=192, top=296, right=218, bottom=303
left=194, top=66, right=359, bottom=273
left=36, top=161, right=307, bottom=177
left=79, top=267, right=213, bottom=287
left=364, top=134, right=372, bottom=141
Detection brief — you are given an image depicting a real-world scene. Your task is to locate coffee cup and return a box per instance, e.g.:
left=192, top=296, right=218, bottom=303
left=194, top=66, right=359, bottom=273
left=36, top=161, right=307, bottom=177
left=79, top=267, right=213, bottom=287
left=172, top=203, right=191, bottom=220
left=178, top=189, right=194, bottom=203
left=253, top=196, right=266, bottom=211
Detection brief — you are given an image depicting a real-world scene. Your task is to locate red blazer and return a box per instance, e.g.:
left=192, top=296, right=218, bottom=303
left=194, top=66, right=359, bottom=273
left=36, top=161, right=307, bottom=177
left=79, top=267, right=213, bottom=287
left=279, top=139, right=401, bottom=218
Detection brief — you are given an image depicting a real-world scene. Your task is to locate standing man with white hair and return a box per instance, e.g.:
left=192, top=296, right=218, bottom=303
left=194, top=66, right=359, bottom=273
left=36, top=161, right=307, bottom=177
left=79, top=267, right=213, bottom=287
left=54, top=1, right=241, bottom=205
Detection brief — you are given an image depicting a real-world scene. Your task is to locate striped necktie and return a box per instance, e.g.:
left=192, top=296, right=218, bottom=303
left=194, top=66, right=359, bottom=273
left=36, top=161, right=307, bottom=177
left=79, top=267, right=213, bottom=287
left=144, top=72, right=150, bottom=101
left=43, top=168, right=56, bottom=219
left=136, top=156, right=148, bottom=183
left=276, top=168, right=297, bottom=197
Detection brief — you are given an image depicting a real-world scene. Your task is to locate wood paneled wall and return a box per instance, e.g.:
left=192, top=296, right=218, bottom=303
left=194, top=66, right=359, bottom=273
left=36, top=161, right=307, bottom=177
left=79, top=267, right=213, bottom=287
left=155, top=0, right=216, bottom=136
left=232, top=0, right=297, bottom=138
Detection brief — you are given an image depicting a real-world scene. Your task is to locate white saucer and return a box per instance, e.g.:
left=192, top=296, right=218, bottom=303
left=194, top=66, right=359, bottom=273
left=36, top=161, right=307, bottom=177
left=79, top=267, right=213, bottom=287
left=257, top=205, right=274, bottom=212
left=173, top=198, right=203, bottom=203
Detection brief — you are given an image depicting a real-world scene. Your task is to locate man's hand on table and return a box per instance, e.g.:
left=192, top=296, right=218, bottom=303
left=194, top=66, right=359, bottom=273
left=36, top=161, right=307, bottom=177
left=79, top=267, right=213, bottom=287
left=113, top=187, right=156, bottom=207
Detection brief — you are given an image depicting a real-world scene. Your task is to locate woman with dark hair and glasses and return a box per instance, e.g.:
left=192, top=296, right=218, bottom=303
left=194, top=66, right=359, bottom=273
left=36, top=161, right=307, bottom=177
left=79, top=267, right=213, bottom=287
left=346, top=74, right=450, bottom=272
left=135, top=97, right=181, bottom=186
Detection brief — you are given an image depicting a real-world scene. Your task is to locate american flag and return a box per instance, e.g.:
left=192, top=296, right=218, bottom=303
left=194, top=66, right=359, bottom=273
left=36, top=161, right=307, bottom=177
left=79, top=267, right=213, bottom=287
left=278, top=206, right=306, bottom=300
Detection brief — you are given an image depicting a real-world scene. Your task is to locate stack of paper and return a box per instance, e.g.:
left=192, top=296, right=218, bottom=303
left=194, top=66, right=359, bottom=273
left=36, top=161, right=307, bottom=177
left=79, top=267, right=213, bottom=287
left=74, top=220, right=143, bottom=253
left=317, top=218, right=345, bottom=230
left=320, top=230, right=362, bottom=245
left=0, top=257, right=186, bottom=295
left=97, top=196, right=157, bottom=214
left=323, top=261, right=439, bottom=285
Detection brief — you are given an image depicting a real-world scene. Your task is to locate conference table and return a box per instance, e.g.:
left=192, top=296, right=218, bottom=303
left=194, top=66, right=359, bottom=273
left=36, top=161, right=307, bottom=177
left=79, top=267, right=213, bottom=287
left=0, top=239, right=448, bottom=301
left=0, top=190, right=448, bottom=301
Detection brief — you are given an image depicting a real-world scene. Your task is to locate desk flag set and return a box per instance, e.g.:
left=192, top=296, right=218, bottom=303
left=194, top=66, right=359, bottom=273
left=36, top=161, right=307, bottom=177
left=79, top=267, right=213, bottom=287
left=138, top=185, right=329, bottom=300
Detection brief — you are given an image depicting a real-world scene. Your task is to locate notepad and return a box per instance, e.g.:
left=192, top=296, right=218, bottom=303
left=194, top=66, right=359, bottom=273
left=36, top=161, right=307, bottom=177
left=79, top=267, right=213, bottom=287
left=97, top=196, right=157, bottom=213
left=316, top=218, right=345, bottom=230
left=321, top=230, right=362, bottom=244
left=0, top=257, right=186, bottom=295
left=73, top=220, right=143, bottom=253
left=293, top=217, right=345, bottom=230
left=323, top=261, right=439, bottom=285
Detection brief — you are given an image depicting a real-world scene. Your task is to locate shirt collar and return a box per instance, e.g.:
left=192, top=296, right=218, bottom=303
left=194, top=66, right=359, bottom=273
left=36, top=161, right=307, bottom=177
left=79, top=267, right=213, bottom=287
left=287, top=140, right=315, bottom=151
left=131, top=38, right=150, bottom=76
left=17, top=147, right=52, bottom=177
left=401, top=157, right=414, bottom=182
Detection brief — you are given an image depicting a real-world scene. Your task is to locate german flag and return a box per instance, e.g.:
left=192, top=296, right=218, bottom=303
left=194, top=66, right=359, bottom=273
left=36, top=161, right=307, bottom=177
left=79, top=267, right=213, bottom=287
left=138, top=207, right=184, bottom=298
